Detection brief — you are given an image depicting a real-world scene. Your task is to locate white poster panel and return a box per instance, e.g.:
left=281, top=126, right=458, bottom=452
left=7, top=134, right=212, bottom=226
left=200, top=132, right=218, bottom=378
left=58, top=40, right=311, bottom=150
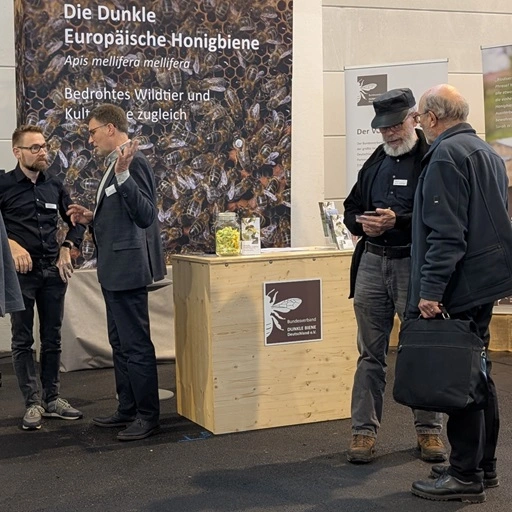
left=481, top=44, right=512, bottom=312
left=344, top=60, right=448, bottom=193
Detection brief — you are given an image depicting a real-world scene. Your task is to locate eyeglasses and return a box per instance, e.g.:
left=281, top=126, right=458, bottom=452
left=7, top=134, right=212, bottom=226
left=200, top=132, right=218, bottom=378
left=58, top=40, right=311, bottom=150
left=378, top=118, right=409, bottom=133
left=88, top=123, right=109, bottom=137
left=378, top=113, right=417, bottom=133
left=16, top=143, right=48, bottom=154
left=414, top=111, right=437, bottom=123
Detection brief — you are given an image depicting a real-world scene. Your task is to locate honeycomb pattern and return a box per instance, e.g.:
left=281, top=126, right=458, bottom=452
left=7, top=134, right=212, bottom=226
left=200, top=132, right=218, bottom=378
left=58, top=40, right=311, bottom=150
left=15, top=0, right=293, bottom=266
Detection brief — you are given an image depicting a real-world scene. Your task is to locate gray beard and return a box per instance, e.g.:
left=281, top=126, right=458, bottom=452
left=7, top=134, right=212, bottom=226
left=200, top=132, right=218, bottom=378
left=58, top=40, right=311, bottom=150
left=383, top=133, right=418, bottom=157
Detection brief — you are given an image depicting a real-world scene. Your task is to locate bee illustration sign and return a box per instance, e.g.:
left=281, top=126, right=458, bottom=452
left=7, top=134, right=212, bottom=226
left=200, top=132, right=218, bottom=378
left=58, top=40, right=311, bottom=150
left=263, top=279, right=322, bottom=345
left=356, top=74, right=387, bottom=106
left=344, top=59, right=448, bottom=192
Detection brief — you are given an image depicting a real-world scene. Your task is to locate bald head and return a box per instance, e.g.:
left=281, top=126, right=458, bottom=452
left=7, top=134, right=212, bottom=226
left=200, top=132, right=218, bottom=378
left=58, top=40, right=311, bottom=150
left=419, top=84, right=469, bottom=123
left=416, top=84, right=470, bottom=143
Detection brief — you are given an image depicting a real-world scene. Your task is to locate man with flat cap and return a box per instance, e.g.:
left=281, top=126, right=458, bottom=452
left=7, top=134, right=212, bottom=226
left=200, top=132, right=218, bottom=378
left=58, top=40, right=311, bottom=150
left=343, top=88, right=445, bottom=463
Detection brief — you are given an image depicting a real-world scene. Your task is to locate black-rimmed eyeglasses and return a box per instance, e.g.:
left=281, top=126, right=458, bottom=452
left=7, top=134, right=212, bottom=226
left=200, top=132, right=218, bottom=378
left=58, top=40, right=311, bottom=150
left=16, top=143, right=48, bottom=154
left=377, top=115, right=413, bottom=133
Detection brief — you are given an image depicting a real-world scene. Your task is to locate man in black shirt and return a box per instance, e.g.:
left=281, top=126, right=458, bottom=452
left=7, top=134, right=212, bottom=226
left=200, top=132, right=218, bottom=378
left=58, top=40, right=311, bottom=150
left=343, top=89, right=445, bottom=463
left=0, top=125, right=85, bottom=430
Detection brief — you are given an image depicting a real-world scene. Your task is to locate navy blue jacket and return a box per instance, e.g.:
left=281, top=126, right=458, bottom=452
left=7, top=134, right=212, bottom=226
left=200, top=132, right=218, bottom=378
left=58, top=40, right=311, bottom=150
left=407, top=123, right=512, bottom=315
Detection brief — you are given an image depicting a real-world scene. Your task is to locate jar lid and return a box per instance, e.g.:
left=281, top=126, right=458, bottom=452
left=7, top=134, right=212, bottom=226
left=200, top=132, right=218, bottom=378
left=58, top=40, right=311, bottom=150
left=217, top=212, right=237, bottom=218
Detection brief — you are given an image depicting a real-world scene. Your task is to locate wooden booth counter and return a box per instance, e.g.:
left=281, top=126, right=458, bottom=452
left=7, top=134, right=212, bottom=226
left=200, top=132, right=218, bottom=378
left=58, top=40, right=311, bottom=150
left=172, top=248, right=358, bottom=434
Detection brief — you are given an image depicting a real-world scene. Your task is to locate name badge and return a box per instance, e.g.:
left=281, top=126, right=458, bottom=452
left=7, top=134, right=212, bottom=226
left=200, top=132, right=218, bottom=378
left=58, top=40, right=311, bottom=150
left=393, top=179, right=408, bottom=186
left=45, top=203, right=57, bottom=209
left=105, top=185, right=117, bottom=197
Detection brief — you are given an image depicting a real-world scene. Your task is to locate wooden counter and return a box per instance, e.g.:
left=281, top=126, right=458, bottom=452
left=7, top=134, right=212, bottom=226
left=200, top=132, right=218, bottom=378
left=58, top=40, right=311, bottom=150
left=172, top=249, right=358, bottom=434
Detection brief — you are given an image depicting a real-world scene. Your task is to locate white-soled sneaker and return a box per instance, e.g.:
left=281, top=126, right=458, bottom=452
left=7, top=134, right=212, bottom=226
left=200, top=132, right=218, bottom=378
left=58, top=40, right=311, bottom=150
left=42, top=398, right=83, bottom=420
left=23, top=404, right=45, bottom=430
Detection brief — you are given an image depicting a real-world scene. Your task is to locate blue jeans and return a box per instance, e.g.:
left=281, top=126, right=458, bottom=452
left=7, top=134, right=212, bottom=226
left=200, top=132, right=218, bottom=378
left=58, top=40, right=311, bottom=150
left=11, top=261, right=67, bottom=407
left=351, top=250, right=443, bottom=436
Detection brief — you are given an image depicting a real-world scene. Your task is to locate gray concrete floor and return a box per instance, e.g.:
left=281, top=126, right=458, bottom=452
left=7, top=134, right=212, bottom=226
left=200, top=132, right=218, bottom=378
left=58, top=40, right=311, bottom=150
left=1, top=350, right=512, bottom=512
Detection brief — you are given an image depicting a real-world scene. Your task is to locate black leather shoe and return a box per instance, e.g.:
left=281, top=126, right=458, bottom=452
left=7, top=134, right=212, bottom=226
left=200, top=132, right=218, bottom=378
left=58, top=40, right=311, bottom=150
left=92, top=412, right=136, bottom=428
left=117, top=418, right=160, bottom=441
left=412, top=473, right=485, bottom=503
left=430, top=464, right=499, bottom=488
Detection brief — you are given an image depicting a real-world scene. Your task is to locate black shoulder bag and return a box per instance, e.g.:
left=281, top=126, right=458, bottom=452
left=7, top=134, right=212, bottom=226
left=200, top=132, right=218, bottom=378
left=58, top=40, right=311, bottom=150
left=392, top=312, right=488, bottom=413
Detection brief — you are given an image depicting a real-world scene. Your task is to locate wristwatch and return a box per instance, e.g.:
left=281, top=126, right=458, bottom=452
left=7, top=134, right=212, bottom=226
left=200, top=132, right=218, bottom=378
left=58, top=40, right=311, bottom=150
left=61, top=241, right=74, bottom=250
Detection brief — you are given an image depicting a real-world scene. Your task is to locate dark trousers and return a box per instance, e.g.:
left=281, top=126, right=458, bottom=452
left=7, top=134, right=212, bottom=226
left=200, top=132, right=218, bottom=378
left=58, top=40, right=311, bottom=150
left=10, top=262, right=67, bottom=407
left=447, top=302, right=499, bottom=482
left=101, top=286, right=160, bottom=423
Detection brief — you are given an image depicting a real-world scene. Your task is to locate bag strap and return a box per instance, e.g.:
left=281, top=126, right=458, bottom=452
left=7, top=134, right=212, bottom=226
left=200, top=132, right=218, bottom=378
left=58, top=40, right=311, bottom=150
left=440, top=305, right=450, bottom=319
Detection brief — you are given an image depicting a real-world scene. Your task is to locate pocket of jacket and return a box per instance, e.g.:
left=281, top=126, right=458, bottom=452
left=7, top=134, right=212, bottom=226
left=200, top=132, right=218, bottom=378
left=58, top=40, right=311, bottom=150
left=112, top=239, right=142, bottom=251
left=464, top=244, right=511, bottom=290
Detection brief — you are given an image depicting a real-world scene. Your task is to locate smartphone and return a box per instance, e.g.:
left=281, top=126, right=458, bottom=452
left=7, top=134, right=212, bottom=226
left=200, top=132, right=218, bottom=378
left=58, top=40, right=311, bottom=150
left=356, top=211, right=378, bottom=222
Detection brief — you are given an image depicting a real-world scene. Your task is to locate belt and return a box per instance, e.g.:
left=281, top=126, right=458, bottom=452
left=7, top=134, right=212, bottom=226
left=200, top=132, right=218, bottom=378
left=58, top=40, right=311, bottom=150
left=365, top=242, right=411, bottom=259
left=31, top=257, right=57, bottom=268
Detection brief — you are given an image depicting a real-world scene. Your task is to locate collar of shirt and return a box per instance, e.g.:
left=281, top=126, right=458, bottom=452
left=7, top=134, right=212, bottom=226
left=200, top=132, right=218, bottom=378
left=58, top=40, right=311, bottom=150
left=14, top=165, right=47, bottom=184
left=104, top=141, right=131, bottom=167
left=105, top=149, right=119, bottom=167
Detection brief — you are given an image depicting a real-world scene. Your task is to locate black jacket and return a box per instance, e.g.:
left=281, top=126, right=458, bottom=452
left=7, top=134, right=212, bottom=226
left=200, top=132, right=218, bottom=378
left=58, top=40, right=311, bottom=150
left=93, top=151, right=166, bottom=291
left=343, top=129, right=430, bottom=297
left=407, top=123, right=512, bottom=315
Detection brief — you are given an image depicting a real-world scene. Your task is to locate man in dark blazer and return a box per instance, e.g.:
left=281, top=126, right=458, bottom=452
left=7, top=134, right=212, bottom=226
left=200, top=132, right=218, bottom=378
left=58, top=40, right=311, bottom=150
left=67, top=104, right=166, bottom=441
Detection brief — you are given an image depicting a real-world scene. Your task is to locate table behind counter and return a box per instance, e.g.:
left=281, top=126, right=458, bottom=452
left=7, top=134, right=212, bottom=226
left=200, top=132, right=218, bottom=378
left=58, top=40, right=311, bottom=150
left=59, top=267, right=174, bottom=372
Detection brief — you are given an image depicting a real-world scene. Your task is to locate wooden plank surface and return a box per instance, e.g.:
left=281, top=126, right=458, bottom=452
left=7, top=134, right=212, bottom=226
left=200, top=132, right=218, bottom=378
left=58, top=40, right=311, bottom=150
left=173, top=252, right=358, bottom=434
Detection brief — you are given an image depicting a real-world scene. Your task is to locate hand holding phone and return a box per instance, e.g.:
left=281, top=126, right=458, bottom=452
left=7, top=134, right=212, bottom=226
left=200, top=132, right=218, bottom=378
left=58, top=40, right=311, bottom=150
left=356, top=211, right=378, bottom=222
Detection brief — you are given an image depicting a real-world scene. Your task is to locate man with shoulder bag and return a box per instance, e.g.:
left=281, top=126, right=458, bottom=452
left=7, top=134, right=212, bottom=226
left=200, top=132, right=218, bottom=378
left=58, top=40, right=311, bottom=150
left=408, top=84, right=512, bottom=503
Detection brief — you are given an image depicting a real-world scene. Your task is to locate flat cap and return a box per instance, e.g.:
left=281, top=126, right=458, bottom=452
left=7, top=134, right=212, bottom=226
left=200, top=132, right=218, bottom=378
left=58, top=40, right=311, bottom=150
left=371, top=88, right=415, bottom=129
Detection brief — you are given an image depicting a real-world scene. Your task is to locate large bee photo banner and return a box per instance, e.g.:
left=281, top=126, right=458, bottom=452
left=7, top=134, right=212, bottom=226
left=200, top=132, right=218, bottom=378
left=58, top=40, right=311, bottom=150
left=14, top=0, right=293, bottom=267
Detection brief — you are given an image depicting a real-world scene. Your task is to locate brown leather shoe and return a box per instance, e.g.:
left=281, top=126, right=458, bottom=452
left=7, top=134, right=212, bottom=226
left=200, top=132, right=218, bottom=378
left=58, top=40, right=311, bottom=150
left=417, top=434, right=447, bottom=462
left=347, top=434, right=376, bottom=463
